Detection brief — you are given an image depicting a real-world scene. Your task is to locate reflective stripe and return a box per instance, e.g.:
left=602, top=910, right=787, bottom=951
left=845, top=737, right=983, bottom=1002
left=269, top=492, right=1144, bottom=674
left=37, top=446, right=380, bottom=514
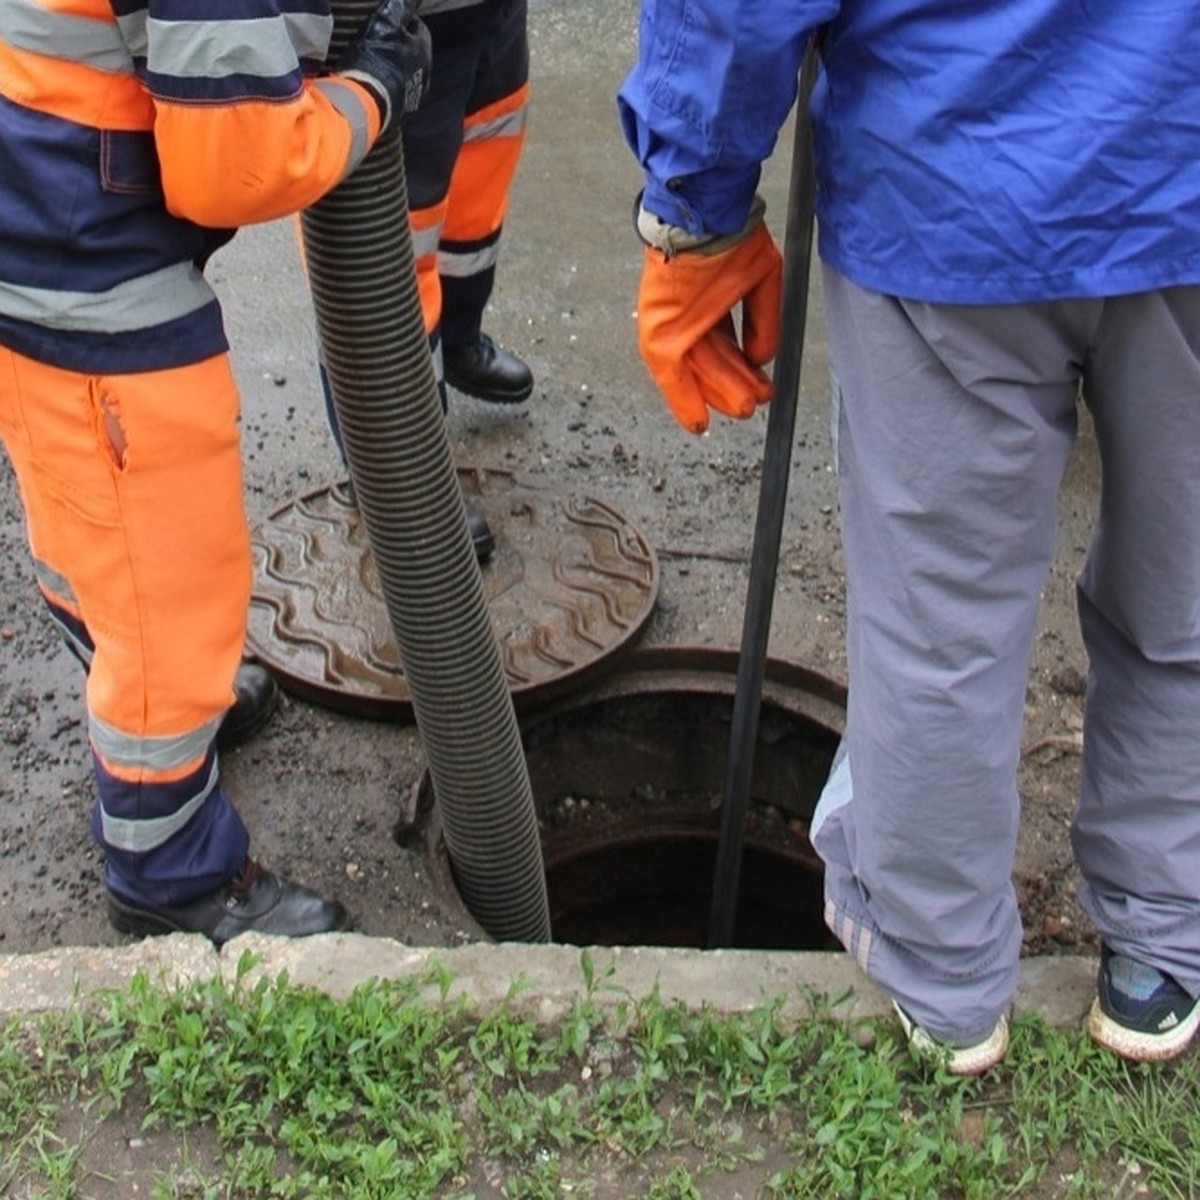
left=438, top=241, right=500, bottom=279
left=45, top=612, right=94, bottom=668
left=112, top=8, right=147, bottom=60
left=98, top=757, right=220, bottom=852
left=463, top=105, right=526, bottom=145
left=1, top=0, right=133, bottom=74
left=314, top=78, right=371, bottom=176
left=33, top=558, right=77, bottom=607
left=141, top=14, right=332, bottom=81
left=90, top=711, right=222, bottom=774
left=279, top=10, right=335, bottom=64
left=116, top=9, right=332, bottom=68
left=31, top=561, right=94, bottom=665
left=411, top=223, right=442, bottom=262
left=431, top=336, right=444, bottom=388
left=0, top=30, right=151, bottom=129
left=0, top=262, right=215, bottom=334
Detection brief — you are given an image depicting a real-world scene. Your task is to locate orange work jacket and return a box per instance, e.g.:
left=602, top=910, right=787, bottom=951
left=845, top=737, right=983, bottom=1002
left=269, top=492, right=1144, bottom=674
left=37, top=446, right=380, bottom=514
left=0, top=0, right=381, bottom=373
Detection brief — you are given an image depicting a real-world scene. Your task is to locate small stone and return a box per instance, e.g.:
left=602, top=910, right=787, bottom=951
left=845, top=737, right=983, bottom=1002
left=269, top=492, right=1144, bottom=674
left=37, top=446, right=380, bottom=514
left=1049, top=666, right=1087, bottom=697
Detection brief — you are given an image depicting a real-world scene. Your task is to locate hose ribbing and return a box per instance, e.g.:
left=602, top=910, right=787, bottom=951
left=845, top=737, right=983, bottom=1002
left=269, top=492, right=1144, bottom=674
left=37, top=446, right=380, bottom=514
left=299, top=1, right=550, bottom=942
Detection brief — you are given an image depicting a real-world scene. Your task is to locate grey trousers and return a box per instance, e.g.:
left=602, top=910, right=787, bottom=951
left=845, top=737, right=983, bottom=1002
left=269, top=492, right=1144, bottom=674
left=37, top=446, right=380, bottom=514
left=811, top=267, right=1200, bottom=1044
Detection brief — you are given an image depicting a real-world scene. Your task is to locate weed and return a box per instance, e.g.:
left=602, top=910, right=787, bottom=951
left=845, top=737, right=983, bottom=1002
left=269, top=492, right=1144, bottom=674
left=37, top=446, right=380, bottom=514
left=1, top=954, right=1197, bottom=1197
left=640, top=1163, right=703, bottom=1198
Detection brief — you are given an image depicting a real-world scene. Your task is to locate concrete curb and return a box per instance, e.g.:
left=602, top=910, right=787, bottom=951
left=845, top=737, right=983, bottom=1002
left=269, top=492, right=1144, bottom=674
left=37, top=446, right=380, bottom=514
left=0, top=936, right=1099, bottom=1032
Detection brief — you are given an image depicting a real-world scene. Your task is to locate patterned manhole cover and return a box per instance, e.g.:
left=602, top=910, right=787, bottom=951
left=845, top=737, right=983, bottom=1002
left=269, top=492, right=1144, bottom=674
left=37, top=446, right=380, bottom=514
left=246, top=467, right=659, bottom=719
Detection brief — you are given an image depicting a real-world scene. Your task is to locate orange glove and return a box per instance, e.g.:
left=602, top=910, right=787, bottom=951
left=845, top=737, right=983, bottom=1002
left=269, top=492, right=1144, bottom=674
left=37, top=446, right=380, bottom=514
left=636, top=209, right=782, bottom=434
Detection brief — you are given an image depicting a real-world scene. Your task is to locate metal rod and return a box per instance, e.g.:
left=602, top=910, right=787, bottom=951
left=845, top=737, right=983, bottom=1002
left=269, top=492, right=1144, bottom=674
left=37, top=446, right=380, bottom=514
left=708, top=44, right=820, bottom=949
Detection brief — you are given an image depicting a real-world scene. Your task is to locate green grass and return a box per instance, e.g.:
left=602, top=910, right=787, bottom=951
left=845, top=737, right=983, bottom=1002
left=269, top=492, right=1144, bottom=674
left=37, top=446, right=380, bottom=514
left=0, top=949, right=1196, bottom=1198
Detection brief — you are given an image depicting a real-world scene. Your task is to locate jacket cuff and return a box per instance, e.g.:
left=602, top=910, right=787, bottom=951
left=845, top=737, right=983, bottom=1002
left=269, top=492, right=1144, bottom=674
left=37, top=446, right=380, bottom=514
left=635, top=193, right=767, bottom=258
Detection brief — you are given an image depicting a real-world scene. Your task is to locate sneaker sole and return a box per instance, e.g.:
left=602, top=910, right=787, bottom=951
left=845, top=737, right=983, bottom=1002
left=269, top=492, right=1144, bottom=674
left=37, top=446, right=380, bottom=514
left=894, top=1003, right=1010, bottom=1075
left=1086, top=996, right=1200, bottom=1062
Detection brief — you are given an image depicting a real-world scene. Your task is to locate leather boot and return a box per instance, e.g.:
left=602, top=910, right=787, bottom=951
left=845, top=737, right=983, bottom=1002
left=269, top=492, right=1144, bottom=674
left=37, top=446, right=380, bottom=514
left=107, top=859, right=350, bottom=945
left=464, top=496, right=495, bottom=561
left=443, top=332, right=533, bottom=404
left=216, top=662, right=279, bottom=751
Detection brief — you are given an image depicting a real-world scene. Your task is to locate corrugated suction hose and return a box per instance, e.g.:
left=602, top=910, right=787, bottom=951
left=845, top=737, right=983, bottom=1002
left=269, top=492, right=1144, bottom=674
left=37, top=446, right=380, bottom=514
left=299, top=0, right=550, bottom=942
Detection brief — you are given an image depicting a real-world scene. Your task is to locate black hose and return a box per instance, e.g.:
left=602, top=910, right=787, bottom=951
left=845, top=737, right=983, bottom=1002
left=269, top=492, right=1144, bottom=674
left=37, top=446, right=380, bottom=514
left=300, top=0, right=550, bottom=942
left=708, top=45, right=821, bottom=949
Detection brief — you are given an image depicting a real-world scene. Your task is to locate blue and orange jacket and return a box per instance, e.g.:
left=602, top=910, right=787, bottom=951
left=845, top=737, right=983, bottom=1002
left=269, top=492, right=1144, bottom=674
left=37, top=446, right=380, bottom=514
left=0, top=0, right=383, bottom=374
left=619, top=0, right=1200, bottom=305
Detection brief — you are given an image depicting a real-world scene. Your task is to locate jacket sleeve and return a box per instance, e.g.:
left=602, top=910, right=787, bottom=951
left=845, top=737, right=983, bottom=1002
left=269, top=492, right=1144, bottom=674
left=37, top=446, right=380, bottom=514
left=125, top=0, right=383, bottom=228
left=617, top=0, right=836, bottom=236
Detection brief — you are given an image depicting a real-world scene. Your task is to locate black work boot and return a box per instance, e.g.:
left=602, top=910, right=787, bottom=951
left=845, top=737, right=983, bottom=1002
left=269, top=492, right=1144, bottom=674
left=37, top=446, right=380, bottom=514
left=443, top=333, right=533, bottom=404
left=464, top=496, right=496, bottom=561
left=216, top=662, right=279, bottom=751
left=107, top=859, right=350, bottom=946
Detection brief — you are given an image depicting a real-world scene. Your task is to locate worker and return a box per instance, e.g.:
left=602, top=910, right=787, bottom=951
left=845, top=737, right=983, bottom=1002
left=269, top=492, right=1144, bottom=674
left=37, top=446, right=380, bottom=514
left=0, top=0, right=431, bottom=945
left=410, top=0, right=532, bottom=408
left=619, top=3, right=1200, bottom=1070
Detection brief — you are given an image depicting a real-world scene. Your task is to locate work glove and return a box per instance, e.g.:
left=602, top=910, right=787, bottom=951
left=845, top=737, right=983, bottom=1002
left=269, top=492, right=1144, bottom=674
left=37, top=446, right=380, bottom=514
left=636, top=196, right=782, bottom=435
left=337, top=0, right=432, bottom=133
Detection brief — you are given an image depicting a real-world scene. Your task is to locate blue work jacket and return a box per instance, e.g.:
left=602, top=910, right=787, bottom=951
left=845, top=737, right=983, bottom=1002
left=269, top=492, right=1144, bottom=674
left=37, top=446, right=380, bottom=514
left=619, top=0, right=1200, bottom=304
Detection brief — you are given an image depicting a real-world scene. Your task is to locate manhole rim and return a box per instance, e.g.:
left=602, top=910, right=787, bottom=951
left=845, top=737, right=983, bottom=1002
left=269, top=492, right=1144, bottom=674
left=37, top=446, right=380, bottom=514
left=415, top=644, right=846, bottom=947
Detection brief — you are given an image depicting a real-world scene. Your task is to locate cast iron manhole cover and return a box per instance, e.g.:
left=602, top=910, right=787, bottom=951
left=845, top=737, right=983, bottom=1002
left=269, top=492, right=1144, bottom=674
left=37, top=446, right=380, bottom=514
left=246, top=467, right=659, bottom=719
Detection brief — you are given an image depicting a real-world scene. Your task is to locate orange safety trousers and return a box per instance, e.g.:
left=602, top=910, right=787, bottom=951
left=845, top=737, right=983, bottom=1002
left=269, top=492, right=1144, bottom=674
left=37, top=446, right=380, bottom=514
left=0, top=347, right=249, bottom=905
left=409, top=80, right=530, bottom=344
left=317, top=80, right=530, bottom=440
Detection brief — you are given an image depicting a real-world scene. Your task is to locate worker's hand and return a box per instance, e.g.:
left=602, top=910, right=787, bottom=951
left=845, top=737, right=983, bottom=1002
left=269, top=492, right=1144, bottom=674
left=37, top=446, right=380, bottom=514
left=337, top=0, right=432, bottom=133
left=635, top=201, right=782, bottom=435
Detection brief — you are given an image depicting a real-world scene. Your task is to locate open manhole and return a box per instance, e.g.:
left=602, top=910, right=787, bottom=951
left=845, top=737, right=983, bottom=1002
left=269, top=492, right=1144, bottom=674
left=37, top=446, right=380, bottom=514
left=412, top=646, right=846, bottom=951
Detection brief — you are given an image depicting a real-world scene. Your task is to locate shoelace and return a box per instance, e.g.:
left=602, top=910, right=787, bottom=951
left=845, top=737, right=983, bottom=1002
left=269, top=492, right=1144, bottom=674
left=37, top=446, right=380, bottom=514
left=227, top=858, right=264, bottom=904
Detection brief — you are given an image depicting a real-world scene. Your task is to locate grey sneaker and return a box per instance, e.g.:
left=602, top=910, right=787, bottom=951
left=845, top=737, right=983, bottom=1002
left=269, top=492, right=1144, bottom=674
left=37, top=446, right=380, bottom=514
left=1087, top=945, right=1200, bottom=1062
left=893, top=1003, right=1009, bottom=1075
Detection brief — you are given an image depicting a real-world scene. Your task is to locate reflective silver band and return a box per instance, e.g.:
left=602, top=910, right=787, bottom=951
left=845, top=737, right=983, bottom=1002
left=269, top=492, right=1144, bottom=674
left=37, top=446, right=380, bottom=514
left=90, top=711, right=222, bottom=774
left=33, top=560, right=94, bottom=665
left=0, top=262, right=216, bottom=334
left=136, top=14, right=332, bottom=82
left=1, top=0, right=133, bottom=73
left=113, top=9, right=147, bottom=59
left=45, top=613, right=94, bottom=668
left=431, top=338, right=445, bottom=388
left=33, top=559, right=77, bottom=607
left=3, top=2, right=331, bottom=83
left=411, top=223, right=442, bottom=262
left=438, top=242, right=500, bottom=280
left=98, top=758, right=220, bottom=852
left=463, top=104, right=527, bottom=145
left=314, top=78, right=373, bottom=176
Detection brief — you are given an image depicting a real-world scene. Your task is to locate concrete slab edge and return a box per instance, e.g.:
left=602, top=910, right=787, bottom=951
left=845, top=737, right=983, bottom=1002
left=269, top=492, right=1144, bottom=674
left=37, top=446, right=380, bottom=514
left=0, top=935, right=1099, bottom=1033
